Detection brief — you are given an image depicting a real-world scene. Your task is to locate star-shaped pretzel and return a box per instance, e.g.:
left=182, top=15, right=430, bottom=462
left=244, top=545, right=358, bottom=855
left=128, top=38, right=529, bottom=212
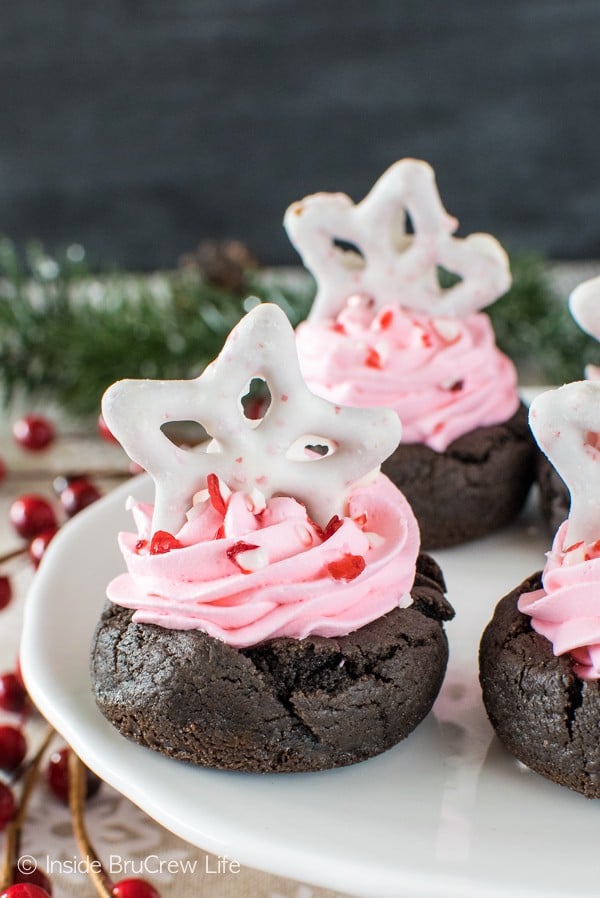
left=530, top=381, right=600, bottom=546
left=569, top=275, right=600, bottom=380
left=102, top=303, right=402, bottom=534
left=284, top=158, right=511, bottom=321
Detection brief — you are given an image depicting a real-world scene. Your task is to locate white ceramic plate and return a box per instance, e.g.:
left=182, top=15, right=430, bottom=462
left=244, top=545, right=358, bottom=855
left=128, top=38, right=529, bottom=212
left=21, top=474, right=598, bottom=898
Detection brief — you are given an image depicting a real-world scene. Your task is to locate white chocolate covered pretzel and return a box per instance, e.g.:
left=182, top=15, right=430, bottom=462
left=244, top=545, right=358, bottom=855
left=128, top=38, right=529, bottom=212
left=530, top=381, right=600, bottom=546
left=284, top=158, right=511, bottom=321
left=569, top=275, right=600, bottom=381
left=102, top=303, right=402, bottom=534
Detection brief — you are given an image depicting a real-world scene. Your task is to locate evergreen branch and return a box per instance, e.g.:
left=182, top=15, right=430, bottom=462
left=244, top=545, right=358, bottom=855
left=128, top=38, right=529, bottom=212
left=0, top=238, right=590, bottom=420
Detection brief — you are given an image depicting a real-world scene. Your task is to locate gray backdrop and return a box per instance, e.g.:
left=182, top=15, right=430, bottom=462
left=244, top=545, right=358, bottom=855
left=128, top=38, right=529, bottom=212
left=2, top=1, right=599, bottom=269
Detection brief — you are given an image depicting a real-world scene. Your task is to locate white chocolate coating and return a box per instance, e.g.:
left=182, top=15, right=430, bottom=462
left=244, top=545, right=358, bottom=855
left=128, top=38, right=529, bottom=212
left=529, top=381, right=600, bottom=546
left=569, top=275, right=600, bottom=380
left=284, top=158, right=511, bottom=321
left=102, top=303, right=402, bottom=535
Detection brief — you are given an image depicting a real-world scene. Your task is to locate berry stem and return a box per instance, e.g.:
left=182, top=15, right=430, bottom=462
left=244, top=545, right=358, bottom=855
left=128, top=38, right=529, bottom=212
left=7, top=469, right=131, bottom=484
left=0, top=725, right=55, bottom=891
left=68, top=751, right=113, bottom=898
left=0, top=547, right=27, bottom=566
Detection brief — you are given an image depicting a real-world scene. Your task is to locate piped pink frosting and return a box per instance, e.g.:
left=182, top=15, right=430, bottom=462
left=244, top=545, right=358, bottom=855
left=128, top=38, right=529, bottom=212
left=518, top=521, right=600, bottom=679
left=107, top=474, right=419, bottom=648
left=296, top=302, right=519, bottom=452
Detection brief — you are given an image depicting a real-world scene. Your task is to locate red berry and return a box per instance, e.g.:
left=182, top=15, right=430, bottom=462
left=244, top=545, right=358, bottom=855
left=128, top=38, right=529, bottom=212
left=97, top=413, right=119, bottom=443
left=0, top=885, right=51, bottom=898
left=12, top=415, right=55, bottom=451
left=13, top=658, right=24, bottom=690
left=112, top=879, right=161, bottom=898
left=0, top=673, right=27, bottom=713
left=11, top=866, right=52, bottom=895
left=0, top=725, right=26, bottom=770
left=45, top=747, right=101, bottom=804
left=28, top=529, right=59, bottom=570
left=9, top=495, right=57, bottom=540
left=0, top=782, right=15, bottom=830
left=0, top=576, right=12, bottom=611
left=59, top=479, right=101, bottom=517
left=327, top=553, right=366, bottom=582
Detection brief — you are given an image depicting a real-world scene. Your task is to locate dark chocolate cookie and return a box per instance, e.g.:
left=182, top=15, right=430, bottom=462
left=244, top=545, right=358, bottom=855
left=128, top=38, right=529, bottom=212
left=92, top=554, right=453, bottom=773
left=537, top=453, right=569, bottom=535
left=382, top=403, right=535, bottom=550
left=480, top=575, right=600, bottom=798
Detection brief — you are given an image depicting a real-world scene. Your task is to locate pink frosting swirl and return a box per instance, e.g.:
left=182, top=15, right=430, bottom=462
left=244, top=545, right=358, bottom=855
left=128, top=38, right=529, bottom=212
left=107, top=474, right=419, bottom=648
left=296, top=302, right=519, bottom=452
left=518, top=522, right=600, bottom=679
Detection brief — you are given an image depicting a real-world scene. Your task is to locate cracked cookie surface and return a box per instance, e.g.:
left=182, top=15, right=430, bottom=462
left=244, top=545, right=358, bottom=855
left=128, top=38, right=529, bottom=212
left=480, top=575, right=600, bottom=798
left=382, top=403, right=535, bottom=550
left=91, top=554, right=453, bottom=773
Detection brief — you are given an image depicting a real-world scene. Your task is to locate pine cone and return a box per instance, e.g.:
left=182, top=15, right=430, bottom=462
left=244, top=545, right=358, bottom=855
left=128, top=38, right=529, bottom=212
left=180, top=240, right=259, bottom=292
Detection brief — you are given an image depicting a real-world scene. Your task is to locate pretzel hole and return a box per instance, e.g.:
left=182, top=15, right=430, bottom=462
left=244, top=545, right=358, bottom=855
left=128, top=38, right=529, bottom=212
left=437, top=265, right=463, bottom=290
left=390, top=209, right=414, bottom=254
left=332, top=237, right=366, bottom=270
left=286, top=435, right=338, bottom=462
left=161, top=421, right=209, bottom=447
left=240, top=377, right=272, bottom=422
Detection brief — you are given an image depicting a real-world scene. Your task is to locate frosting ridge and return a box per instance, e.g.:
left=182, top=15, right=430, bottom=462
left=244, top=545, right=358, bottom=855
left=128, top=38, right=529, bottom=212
left=518, top=521, right=600, bottom=679
left=296, top=302, right=519, bottom=452
left=107, top=473, right=420, bottom=648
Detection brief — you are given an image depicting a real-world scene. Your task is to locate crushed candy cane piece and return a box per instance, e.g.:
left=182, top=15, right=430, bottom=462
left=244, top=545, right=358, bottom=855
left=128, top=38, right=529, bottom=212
left=207, top=473, right=230, bottom=515
left=150, top=531, right=183, bottom=555
left=327, top=554, right=366, bottom=582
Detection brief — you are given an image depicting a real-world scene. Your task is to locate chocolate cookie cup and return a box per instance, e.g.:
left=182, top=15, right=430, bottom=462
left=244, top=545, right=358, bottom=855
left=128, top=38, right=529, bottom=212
left=479, top=577, right=600, bottom=799
left=287, top=158, right=534, bottom=550
left=480, top=374, right=600, bottom=798
left=382, top=402, right=535, bottom=550
left=92, top=553, right=453, bottom=773
left=537, top=453, right=569, bottom=536
left=96, top=304, right=453, bottom=773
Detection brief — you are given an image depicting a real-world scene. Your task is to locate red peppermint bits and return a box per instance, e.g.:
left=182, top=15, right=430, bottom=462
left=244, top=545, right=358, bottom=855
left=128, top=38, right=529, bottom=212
left=352, top=513, right=367, bottom=529
left=226, top=541, right=259, bottom=561
left=378, top=309, right=394, bottom=330
left=587, top=539, right=600, bottom=559
left=327, top=554, right=366, bottom=582
left=323, top=515, right=344, bottom=539
left=207, top=473, right=227, bottom=515
left=309, top=514, right=344, bottom=542
left=365, top=347, right=382, bottom=369
left=149, top=531, right=182, bottom=555
left=135, top=539, right=148, bottom=553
